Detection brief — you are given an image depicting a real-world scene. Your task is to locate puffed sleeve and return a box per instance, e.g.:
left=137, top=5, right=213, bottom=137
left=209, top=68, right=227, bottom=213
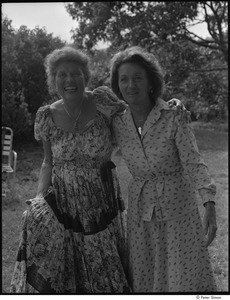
left=93, top=86, right=127, bottom=120
left=34, top=105, right=52, bottom=141
left=174, top=111, right=216, bottom=205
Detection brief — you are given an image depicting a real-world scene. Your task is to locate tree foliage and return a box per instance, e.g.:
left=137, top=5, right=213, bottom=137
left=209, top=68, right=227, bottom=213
left=2, top=90, right=33, bottom=142
left=65, top=1, right=228, bottom=121
left=2, top=19, right=66, bottom=114
left=65, top=1, right=228, bottom=63
left=1, top=3, right=228, bottom=145
left=2, top=15, right=66, bottom=141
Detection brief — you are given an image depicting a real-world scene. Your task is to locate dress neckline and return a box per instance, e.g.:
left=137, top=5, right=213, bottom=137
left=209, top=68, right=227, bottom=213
left=47, top=104, right=101, bottom=135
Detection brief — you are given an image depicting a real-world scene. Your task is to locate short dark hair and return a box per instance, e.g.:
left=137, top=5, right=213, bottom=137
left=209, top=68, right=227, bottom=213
left=44, top=45, right=91, bottom=94
left=110, top=46, right=164, bottom=104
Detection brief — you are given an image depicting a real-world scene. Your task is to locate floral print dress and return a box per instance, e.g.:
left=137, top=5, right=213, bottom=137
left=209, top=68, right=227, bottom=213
left=113, top=98, right=217, bottom=293
left=10, top=86, right=130, bottom=294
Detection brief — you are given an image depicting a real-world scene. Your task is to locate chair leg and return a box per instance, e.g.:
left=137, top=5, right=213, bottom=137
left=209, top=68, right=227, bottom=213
left=2, top=176, right=7, bottom=197
left=12, top=151, right=17, bottom=179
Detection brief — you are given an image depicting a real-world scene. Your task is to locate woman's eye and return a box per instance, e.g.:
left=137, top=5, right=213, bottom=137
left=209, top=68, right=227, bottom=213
left=58, top=73, right=66, bottom=78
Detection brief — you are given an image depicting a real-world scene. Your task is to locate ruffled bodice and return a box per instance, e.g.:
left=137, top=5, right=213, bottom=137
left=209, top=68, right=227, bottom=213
left=10, top=86, right=130, bottom=293
left=34, top=86, right=126, bottom=168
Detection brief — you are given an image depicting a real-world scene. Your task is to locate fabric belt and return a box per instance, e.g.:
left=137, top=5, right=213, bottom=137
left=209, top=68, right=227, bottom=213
left=53, top=155, right=109, bottom=169
left=132, top=171, right=183, bottom=222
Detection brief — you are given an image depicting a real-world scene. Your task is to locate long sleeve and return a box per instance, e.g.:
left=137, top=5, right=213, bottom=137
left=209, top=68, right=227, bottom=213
left=174, top=111, right=216, bottom=205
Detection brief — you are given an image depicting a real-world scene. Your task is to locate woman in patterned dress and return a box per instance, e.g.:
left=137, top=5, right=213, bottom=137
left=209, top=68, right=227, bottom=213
left=110, top=46, right=217, bottom=292
left=10, top=46, right=130, bottom=293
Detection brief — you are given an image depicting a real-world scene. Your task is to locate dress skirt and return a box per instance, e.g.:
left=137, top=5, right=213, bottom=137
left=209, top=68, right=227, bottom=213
left=127, top=206, right=217, bottom=292
left=10, top=162, right=130, bottom=293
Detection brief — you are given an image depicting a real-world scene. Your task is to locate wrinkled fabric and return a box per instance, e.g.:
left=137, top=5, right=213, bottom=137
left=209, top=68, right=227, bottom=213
left=113, top=98, right=216, bottom=222
left=10, top=87, right=130, bottom=294
left=113, top=98, right=216, bottom=292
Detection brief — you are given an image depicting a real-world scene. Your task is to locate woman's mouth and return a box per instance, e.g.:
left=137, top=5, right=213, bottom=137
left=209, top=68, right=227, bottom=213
left=127, top=92, right=138, bottom=96
left=64, top=87, right=77, bottom=92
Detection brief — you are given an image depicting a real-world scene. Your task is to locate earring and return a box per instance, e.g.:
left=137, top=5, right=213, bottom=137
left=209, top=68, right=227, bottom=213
left=149, top=88, right=154, bottom=98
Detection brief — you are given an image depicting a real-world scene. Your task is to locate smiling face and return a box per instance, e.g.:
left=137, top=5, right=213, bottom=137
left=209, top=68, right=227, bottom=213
left=118, top=62, right=152, bottom=106
left=55, top=61, right=86, bottom=101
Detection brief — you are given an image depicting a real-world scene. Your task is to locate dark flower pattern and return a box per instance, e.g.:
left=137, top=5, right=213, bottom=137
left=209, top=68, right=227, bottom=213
left=113, top=98, right=217, bottom=292
left=10, top=87, right=130, bottom=294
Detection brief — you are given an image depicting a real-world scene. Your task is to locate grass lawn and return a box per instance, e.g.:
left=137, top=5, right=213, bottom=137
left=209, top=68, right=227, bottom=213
left=2, top=123, right=228, bottom=293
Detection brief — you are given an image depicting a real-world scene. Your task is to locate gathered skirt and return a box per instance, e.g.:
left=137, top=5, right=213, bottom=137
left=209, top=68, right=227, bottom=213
left=127, top=207, right=217, bottom=292
left=10, top=196, right=130, bottom=294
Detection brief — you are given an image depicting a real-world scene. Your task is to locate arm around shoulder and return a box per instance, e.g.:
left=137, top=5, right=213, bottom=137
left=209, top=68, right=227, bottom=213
left=93, top=86, right=127, bottom=119
left=168, top=98, right=191, bottom=123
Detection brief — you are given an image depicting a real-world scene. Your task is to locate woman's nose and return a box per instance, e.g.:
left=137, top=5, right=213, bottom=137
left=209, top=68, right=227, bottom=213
left=66, top=75, right=75, bottom=84
left=128, top=79, right=136, bottom=88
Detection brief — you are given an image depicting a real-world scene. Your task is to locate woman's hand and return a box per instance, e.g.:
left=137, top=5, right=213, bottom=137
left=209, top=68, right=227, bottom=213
left=203, top=202, right=217, bottom=247
left=168, top=98, right=185, bottom=110
left=26, top=194, right=44, bottom=205
left=25, top=199, right=34, bottom=205
left=168, top=98, right=191, bottom=122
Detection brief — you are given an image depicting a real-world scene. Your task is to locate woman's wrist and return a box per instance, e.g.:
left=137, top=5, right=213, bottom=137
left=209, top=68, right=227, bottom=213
left=204, top=201, right=215, bottom=209
left=35, top=192, right=44, bottom=198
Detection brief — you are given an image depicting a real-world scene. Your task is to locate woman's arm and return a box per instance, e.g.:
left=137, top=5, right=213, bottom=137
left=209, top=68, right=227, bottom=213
left=203, top=202, right=217, bottom=247
left=26, top=140, right=52, bottom=205
left=36, top=139, right=53, bottom=198
left=174, top=112, right=217, bottom=246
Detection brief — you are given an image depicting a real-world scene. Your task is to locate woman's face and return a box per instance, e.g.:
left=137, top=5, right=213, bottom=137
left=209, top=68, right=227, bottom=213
left=55, top=61, right=86, bottom=101
left=118, top=62, right=151, bottom=106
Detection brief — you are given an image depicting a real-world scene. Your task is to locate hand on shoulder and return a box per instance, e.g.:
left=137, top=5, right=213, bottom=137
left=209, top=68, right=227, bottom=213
left=168, top=98, right=191, bottom=123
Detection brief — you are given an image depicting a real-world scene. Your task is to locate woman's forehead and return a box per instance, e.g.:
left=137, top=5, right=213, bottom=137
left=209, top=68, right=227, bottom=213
left=56, top=61, right=83, bottom=72
left=118, top=62, right=147, bottom=75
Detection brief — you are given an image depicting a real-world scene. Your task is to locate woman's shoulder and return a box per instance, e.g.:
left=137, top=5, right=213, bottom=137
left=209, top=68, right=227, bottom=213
left=93, top=86, right=118, bottom=104
left=35, top=105, right=53, bottom=141
left=36, top=104, right=52, bottom=116
left=37, top=100, right=63, bottom=118
left=158, top=98, right=179, bottom=112
left=158, top=98, right=191, bottom=124
left=92, top=86, right=127, bottom=118
left=35, top=104, right=54, bottom=128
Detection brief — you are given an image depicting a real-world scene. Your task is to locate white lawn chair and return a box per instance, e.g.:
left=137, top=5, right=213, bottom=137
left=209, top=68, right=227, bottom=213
left=2, top=126, right=17, bottom=179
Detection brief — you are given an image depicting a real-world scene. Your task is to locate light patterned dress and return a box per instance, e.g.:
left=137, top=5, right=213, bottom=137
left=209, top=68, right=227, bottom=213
left=113, top=98, right=217, bottom=292
left=10, top=86, right=130, bottom=294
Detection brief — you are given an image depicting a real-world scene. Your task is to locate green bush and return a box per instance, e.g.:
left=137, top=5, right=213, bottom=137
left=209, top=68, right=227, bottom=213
left=2, top=90, right=34, bottom=142
left=182, top=70, right=228, bottom=122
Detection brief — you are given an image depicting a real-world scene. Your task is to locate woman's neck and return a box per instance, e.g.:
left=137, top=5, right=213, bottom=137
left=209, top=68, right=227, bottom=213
left=129, top=102, right=152, bottom=119
left=63, top=94, right=85, bottom=112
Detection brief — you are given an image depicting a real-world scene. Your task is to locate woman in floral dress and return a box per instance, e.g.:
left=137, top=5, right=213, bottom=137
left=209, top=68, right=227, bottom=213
left=110, top=46, right=217, bottom=292
left=10, top=46, right=130, bottom=293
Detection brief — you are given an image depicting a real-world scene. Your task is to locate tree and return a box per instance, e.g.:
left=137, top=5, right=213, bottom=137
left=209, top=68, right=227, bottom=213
left=65, top=2, right=228, bottom=64
left=12, top=25, right=66, bottom=114
left=2, top=15, right=66, bottom=141
left=182, top=67, right=228, bottom=121
left=88, top=49, right=111, bottom=89
left=182, top=1, right=228, bottom=63
left=1, top=16, right=18, bottom=94
left=65, top=2, right=228, bottom=122
left=2, top=16, right=66, bottom=114
left=2, top=90, right=33, bottom=142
